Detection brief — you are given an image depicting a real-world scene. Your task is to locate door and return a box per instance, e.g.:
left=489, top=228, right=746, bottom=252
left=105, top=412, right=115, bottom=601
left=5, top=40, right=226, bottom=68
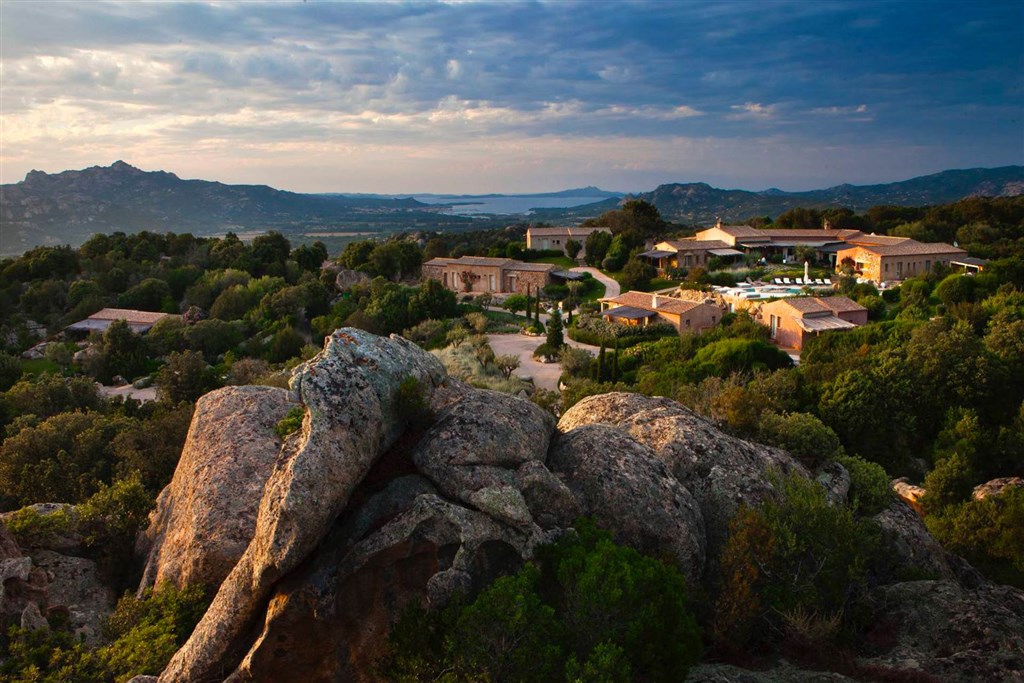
left=770, top=315, right=778, bottom=338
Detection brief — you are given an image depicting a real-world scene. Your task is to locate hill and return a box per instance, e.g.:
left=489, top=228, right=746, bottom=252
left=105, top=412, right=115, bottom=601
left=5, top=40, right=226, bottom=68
left=0, top=161, right=448, bottom=255
left=631, top=166, right=1024, bottom=224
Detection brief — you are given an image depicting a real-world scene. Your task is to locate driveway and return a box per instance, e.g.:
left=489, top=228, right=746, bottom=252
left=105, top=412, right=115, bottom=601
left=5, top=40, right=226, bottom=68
left=487, top=333, right=599, bottom=392
left=571, top=266, right=620, bottom=299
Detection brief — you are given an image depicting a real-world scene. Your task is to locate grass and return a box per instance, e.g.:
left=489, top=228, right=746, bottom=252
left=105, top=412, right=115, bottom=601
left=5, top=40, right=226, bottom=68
left=579, top=280, right=606, bottom=302
left=20, top=358, right=61, bottom=376
left=432, top=342, right=533, bottom=395
left=483, top=309, right=532, bottom=333
left=526, top=255, right=576, bottom=269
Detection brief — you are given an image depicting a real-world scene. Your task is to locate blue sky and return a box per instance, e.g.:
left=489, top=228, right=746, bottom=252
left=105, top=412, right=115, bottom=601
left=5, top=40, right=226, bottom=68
left=1, top=0, right=1021, bottom=193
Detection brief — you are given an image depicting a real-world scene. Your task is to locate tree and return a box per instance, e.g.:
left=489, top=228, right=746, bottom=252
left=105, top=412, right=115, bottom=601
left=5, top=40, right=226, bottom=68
left=565, top=239, right=582, bottom=260
left=496, top=354, right=521, bottom=379
left=503, top=293, right=529, bottom=318
left=117, top=278, right=173, bottom=312
left=0, top=351, right=22, bottom=392
left=156, top=351, right=217, bottom=404
left=620, top=257, right=656, bottom=291
left=292, top=241, right=329, bottom=272
left=251, top=231, right=291, bottom=276
left=584, top=231, right=612, bottom=267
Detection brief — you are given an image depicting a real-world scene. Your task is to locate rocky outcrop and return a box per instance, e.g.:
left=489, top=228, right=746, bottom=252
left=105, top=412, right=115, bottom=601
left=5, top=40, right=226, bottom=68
left=558, top=392, right=806, bottom=562
left=159, top=330, right=448, bottom=683
left=335, top=268, right=370, bottom=291
left=549, top=424, right=706, bottom=585
left=137, top=385, right=294, bottom=592
left=686, top=663, right=856, bottom=682
left=410, top=388, right=561, bottom=530
left=873, top=500, right=957, bottom=581
left=0, top=518, right=114, bottom=645
left=973, top=476, right=1024, bottom=500
left=227, top=494, right=538, bottom=682
left=892, top=477, right=927, bottom=515
left=863, top=580, right=1024, bottom=682
left=31, top=550, right=115, bottom=644
left=123, top=334, right=1018, bottom=683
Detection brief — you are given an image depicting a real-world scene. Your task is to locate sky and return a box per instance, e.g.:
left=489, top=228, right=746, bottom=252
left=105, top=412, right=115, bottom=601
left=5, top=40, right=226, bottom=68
left=1, top=0, right=1022, bottom=194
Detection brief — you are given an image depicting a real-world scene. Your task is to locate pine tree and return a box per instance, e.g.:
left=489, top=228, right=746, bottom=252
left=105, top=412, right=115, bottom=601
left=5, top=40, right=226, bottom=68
left=546, top=308, right=564, bottom=349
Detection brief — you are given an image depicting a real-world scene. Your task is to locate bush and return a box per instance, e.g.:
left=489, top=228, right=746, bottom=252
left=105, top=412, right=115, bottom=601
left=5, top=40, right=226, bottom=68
left=712, top=473, right=882, bottom=651
left=757, top=411, right=844, bottom=468
left=379, top=519, right=701, bottom=683
left=835, top=454, right=893, bottom=515
left=394, top=376, right=432, bottom=429
left=274, top=406, right=305, bottom=438
left=925, top=486, right=1024, bottom=587
left=0, top=584, right=209, bottom=682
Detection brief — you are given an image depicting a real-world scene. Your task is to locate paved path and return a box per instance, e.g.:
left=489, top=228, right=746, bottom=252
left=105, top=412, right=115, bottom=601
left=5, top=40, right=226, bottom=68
left=487, top=332, right=599, bottom=392
left=570, top=266, right=620, bottom=299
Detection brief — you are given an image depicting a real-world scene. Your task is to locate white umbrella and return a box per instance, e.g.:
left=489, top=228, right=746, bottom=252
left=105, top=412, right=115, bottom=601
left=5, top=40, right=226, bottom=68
left=804, top=260, right=810, bottom=284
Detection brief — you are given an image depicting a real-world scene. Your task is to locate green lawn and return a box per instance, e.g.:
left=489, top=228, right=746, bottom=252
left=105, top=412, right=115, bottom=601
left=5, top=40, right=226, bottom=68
left=20, top=358, right=61, bottom=376
left=526, top=255, right=576, bottom=269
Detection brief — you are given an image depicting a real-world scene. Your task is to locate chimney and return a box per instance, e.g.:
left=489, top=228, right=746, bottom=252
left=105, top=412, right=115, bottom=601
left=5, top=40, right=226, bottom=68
left=716, top=216, right=722, bottom=229
left=823, top=218, right=832, bottom=230
left=651, top=293, right=658, bottom=309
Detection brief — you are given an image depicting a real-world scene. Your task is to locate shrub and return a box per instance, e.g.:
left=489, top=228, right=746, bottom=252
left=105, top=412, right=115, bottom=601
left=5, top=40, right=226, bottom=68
left=380, top=519, right=701, bottom=683
left=925, top=486, right=1024, bottom=587
left=757, top=411, right=844, bottom=468
left=835, top=454, right=893, bottom=515
left=394, top=376, right=432, bottom=429
left=274, top=406, right=305, bottom=438
left=533, top=342, right=558, bottom=361
left=712, top=473, right=882, bottom=651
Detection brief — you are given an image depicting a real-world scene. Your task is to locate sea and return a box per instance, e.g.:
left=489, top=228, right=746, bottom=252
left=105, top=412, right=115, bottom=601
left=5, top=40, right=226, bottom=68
left=410, top=194, right=609, bottom=216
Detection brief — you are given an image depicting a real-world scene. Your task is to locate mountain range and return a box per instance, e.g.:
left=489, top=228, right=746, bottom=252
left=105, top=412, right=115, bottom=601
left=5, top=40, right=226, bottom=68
left=2, top=162, right=1021, bottom=255
left=623, top=166, right=1024, bottom=224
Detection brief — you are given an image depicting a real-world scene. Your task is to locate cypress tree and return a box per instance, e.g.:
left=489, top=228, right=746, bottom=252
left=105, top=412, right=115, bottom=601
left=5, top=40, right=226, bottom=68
left=611, top=340, right=619, bottom=382
left=597, top=341, right=606, bottom=382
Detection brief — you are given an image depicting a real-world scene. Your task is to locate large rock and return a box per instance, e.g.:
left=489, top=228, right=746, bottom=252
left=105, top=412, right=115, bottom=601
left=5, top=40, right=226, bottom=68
left=864, top=580, right=1024, bottom=682
left=159, top=330, right=447, bottom=683
left=558, top=393, right=805, bottom=562
left=973, top=476, right=1024, bottom=500
left=226, top=493, right=538, bottom=683
left=31, top=550, right=115, bottom=645
left=549, top=424, right=706, bottom=585
left=137, top=385, right=294, bottom=593
left=873, top=500, right=957, bottom=581
left=410, top=388, right=566, bottom=529
left=686, top=663, right=856, bottom=682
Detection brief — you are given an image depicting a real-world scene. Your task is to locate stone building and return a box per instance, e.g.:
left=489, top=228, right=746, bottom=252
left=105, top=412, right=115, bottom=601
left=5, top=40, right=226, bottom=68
left=640, top=239, right=744, bottom=272
left=526, top=226, right=612, bottom=258
left=755, top=296, right=867, bottom=351
left=835, top=241, right=966, bottom=283
left=599, top=291, right=724, bottom=333
left=422, top=256, right=556, bottom=294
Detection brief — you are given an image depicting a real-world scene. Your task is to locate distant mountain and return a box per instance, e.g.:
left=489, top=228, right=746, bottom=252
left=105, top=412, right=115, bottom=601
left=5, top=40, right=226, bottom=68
left=0, top=161, right=441, bottom=255
left=630, top=166, right=1024, bottom=224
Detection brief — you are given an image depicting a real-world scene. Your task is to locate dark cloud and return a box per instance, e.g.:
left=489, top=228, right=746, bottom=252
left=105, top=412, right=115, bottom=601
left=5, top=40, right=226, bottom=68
left=2, top=0, right=1020, bottom=191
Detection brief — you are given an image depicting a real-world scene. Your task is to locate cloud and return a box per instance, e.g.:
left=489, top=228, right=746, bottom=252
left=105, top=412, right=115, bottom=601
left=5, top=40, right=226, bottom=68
left=0, top=1, right=1020, bottom=190
left=728, top=102, right=778, bottom=119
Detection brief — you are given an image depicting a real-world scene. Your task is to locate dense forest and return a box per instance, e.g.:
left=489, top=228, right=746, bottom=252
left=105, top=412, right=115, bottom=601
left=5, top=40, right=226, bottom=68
left=1, top=196, right=1022, bottom=681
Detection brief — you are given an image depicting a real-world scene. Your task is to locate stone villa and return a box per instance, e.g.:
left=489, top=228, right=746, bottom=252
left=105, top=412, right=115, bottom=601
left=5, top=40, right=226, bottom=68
left=679, top=220, right=972, bottom=283
left=599, top=291, right=724, bottom=334
left=526, top=226, right=612, bottom=259
left=422, top=256, right=558, bottom=294
left=754, top=296, right=868, bottom=351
